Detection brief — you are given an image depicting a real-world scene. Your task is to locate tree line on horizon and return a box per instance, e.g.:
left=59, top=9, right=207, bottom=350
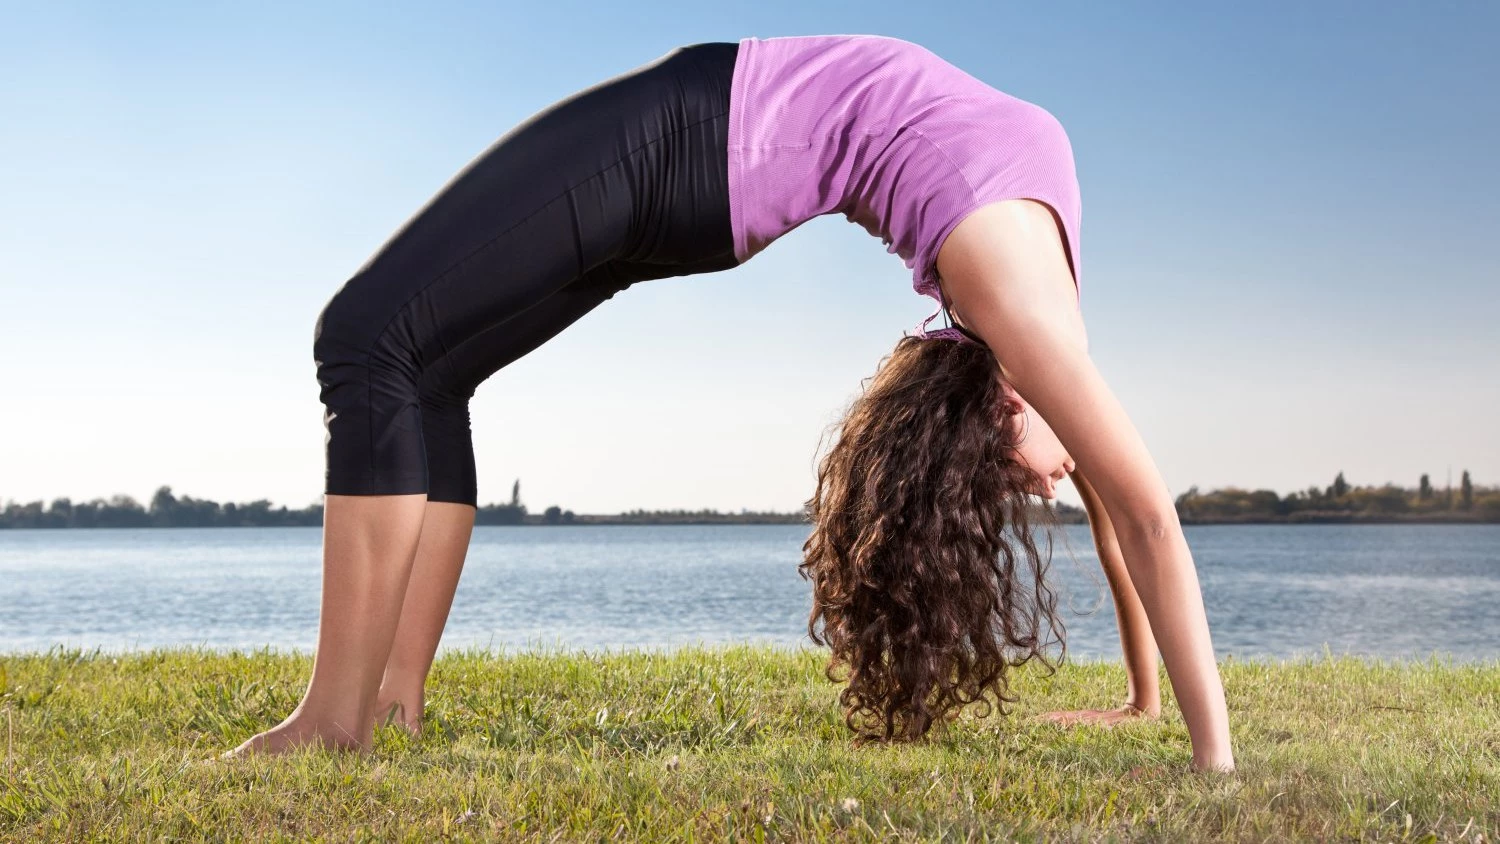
left=0, top=479, right=539, bottom=529
left=0, top=478, right=804, bottom=529
left=0, top=471, right=1494, bottom=529
left=1175, top=470, right=1497, bottom=523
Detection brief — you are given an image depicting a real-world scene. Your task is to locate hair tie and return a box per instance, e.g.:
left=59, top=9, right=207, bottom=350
left=912, top=299, right=988, bottom=347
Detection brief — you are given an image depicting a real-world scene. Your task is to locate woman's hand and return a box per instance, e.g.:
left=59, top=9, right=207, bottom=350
left=1039, top=702, right=1158, bottom=727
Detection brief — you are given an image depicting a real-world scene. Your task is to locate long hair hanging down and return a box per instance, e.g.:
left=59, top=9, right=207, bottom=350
left=799, top=334, right=1067, bottom=745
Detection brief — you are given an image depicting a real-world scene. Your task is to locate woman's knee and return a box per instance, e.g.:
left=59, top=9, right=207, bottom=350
left=420, top=389, right=477, bottom=507
left=313, top=290, right=432, bottom=496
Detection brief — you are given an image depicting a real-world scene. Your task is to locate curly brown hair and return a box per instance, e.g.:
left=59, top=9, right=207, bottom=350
left=799, top=333, right=1067, bottom=745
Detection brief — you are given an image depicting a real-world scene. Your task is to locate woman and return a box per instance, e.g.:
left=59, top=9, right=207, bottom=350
left=222, top=34, right=1234, bottom=772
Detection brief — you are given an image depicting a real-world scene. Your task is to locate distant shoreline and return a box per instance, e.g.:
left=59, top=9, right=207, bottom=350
left=4, top=513, right=1499, bottom=528
left=1177, top=513, right=1499, bottom=525
left=4, top=474, right=1496, bottom=528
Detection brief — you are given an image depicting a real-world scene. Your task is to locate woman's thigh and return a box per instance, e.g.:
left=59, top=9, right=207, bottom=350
left=318, top=41, right=738, bottom=357
left=313, top=42, right=739, bottom=497
left=415, top=262, right=634, bottom=506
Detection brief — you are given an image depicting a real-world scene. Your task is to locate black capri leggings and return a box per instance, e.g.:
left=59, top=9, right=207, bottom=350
left=312, top=42, right=740, bottom=507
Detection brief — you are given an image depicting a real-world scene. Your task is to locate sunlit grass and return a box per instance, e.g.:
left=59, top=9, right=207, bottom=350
left=1, top=645, right=1496, bottom=841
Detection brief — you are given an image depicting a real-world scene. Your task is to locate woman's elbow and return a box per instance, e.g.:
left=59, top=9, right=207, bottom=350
left=1115, top=507, right=1183, bottom=545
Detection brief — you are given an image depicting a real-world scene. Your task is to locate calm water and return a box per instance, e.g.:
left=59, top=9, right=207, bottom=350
left=1, top=524, right=1497, bottom=662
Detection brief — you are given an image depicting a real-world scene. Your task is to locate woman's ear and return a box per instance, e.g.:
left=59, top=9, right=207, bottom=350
left=996, top=381, right=1028, bottom=429
left=997, top=397, right=1026, bottom=431
left=998, top=378, right=1023, bottom=405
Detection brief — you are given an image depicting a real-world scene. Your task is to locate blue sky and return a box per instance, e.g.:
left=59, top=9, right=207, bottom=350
left=2, top=0, right=1495, bottom=514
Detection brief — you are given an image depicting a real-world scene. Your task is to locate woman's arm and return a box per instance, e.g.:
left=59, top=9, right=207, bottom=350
left=1071, top=467, right=1161, bottom=715
left=1040, top=468, right=1160, bottom=726
left=936, top=199, right=1233, bottom=772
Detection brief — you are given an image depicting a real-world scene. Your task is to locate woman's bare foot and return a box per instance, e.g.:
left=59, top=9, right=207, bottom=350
left=217, top=713, right=370, bottom=761
left=1037, top=702, right=1157, bottom=728
left=374, top=696, right=422, bottom=738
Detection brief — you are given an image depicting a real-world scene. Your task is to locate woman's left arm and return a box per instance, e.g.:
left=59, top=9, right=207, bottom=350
left=1038, top=468, right=1161, bottom=726
left=1075, top=468, right=1163, bottom=715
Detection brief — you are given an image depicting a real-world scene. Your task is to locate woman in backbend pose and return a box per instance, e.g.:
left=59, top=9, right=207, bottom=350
left=222, top=35, right=1234, bottom=772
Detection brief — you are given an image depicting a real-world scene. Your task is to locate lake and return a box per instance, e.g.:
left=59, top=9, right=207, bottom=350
left=2, top=524, right=1497, bottom=662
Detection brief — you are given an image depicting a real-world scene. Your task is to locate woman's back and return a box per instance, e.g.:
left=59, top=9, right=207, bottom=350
left=728, top=34, right=1084, bottom=334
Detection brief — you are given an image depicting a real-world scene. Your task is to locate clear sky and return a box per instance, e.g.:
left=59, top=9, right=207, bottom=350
left=2, top=0, right=1496, bottom=515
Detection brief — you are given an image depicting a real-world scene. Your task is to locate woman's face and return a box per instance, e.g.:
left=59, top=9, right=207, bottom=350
left=1000, top=381, right=1074, bottom=499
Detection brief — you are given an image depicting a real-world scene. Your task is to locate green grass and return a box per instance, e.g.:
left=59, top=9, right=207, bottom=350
left=1, top=645, right=1496, bottom=842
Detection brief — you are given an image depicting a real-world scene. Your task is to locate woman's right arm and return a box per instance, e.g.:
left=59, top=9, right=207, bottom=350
left=935, top=199, right=1234, bottom=772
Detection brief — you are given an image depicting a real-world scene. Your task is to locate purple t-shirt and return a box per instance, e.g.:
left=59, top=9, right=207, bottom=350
left=727, top=34, right=1083, bottom=339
